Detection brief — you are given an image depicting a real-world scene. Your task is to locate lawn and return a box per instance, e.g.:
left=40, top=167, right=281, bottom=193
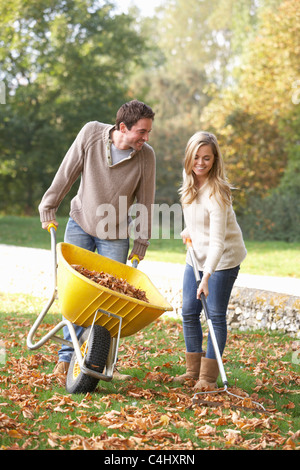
left=0, top=293, right=299, bottom=451
left=0, top=215, right=299, bottom=451
left=1, top=215, right=300, bottom=277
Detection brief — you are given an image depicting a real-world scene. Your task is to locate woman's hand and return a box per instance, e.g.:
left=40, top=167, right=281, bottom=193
left=180, top=229, right=190, bottom=245
left=197, top=273, right=210, bottom=299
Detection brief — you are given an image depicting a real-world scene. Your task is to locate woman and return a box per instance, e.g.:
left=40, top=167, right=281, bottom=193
left=173, top=131, right=247, bottom=390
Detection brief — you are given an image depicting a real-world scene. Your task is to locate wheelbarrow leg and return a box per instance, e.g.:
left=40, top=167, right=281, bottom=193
left=95, top=308, right=123, bottom=380
left=105, top=337, right=119, bottom=378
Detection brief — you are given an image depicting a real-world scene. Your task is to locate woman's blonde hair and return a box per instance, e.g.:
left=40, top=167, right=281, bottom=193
left=179, top=131, right=232, bottom=206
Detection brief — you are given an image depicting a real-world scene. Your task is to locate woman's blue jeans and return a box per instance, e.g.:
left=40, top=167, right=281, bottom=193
left=59, top=217, right=129, bottom=362
left=181, top=263, right=239, bottom=359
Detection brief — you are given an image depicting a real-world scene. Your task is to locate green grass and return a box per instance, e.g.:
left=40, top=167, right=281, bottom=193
left=0, top=216, right=299, bottom=449
left=0, top=293, right=299, bottom=450
left=0, top=215, right=300, bottom=277
left=0, top=215, right=67, bottom=248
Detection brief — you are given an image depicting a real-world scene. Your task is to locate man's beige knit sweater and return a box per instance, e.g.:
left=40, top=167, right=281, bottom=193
left=39, top=121, right=156, bottom=258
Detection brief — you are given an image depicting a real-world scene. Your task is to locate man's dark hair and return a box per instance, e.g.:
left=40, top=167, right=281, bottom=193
left=115, top=100, right=155, bottom=130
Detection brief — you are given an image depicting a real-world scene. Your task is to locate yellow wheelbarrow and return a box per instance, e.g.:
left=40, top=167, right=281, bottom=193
left=27, top=225, right=173, bottom=394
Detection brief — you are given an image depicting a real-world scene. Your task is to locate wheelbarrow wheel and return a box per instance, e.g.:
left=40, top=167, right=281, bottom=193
left=66, top=325, right=111, bottom=394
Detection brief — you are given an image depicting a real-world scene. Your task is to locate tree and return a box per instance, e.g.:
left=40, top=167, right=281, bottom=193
left=200, top=0, right=300, bottom=213
left=0, top=0, right=147, bottom=213
left=129, top=0, right=267, bottom=205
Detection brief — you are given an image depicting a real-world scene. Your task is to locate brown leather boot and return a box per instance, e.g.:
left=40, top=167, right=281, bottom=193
left=173, top=352, right=205, bottom=383
left=194, top=357, right=219, bottom=390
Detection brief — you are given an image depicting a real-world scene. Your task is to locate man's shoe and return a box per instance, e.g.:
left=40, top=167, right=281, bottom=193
left=53, top=361, right=69, bottom=375
left=113, top=366, right=132, bottom=381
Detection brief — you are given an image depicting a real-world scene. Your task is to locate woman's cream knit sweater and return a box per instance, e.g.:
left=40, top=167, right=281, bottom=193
left=183, top=181, right=247, bottom=274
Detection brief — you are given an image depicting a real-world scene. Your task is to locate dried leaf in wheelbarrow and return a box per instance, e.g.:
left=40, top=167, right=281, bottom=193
left=71, top=264, right=149, bottom=303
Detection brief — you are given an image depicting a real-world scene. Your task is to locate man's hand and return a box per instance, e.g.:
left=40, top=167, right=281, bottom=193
left=128, top=251, right=144, bottom=262
left=42, top=220, right=58, bottom=230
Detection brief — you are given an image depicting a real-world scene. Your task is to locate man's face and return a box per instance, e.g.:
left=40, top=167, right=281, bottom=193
left=121, top=118, right=153, bottom=151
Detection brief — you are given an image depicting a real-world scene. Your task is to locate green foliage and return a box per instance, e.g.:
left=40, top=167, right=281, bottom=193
left=0, top=0, right=148, bottom=214
left=239, top=191, right=300, bottom=243
left=0, top=0, right=299, bottom=244
left=200, top=0, right=300, bottom=205
left=131, top=0, right=300, bottom=222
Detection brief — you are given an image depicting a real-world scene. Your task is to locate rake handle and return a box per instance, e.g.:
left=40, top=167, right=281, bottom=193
left=186, top=238, right=228, bottom=387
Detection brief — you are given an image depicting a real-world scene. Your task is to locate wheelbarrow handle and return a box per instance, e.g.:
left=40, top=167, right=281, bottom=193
left=131, top=254, right=140, bottom=269
left=47, top=222, right=58, bottom=233
left=27, top=221, right=58, bottom=351
left=46, top=223, right=58, bottom=288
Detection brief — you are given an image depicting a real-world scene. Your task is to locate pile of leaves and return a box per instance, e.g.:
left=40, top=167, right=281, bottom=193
left=0, top=293, right=299, bottom=451
left=71, top=264, right=149, bottom=303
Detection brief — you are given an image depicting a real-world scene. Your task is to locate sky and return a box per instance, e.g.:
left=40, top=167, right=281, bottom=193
left=114, top=0, right=163, bottom=17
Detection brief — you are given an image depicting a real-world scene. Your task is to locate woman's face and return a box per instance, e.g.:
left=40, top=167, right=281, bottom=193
left=192, top=144, right=215, bottom=183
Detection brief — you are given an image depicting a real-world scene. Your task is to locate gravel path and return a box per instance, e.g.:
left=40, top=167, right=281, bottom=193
left=0, top=244, right=299, bottom=299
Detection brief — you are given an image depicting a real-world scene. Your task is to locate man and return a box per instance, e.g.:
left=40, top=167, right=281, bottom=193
left=39, top=100, right=156, bottom=379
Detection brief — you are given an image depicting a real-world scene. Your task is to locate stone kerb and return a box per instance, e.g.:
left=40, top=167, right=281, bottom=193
left=227, top=287, right=300, bottom=338
left=161, top=283, right=300, bottom=339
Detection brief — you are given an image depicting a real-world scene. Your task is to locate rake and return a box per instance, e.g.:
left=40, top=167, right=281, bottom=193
left=186, top=239, right=266, bottom=413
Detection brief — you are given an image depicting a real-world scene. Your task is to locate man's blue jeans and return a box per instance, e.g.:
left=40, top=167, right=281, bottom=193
left=59, top=217, right=129, bottom=362
left=181, top=263, right=240, bottom=359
